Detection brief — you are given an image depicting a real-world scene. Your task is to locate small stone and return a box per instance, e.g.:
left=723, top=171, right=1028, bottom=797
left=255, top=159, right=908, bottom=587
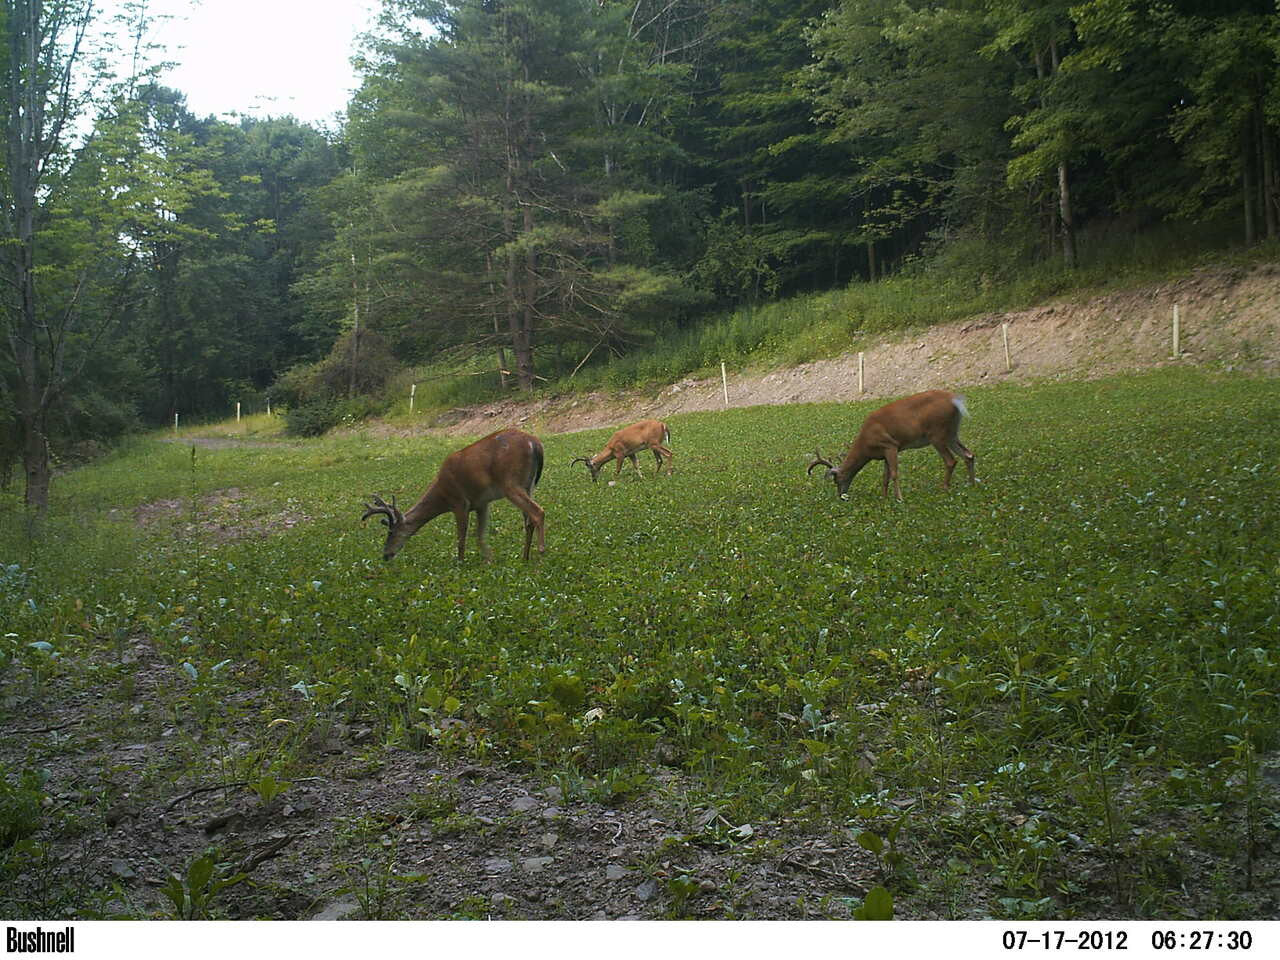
left=491, top=893, right=517, bottom=908
left=109, top=860, right=136, bottom=880
left=539, top=832, right=558, bottom=850
left=606, top=864, right=628, bottom=881
left=483, top=857, right=513, bottom=874
left=313, top=897, right=360, bottom=920
left=521, top=856, right=554, bottom=874
left=510, top=796, right=538, bottom=813
left=635, top=878, right=658, bottom=901
left=699, top=879, right=716, bottom=893
left=542, top=785, right=563, bottom=803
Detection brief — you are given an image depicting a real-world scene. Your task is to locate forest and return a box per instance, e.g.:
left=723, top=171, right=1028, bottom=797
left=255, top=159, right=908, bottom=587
left=4, top=0, right=1280, bottom=512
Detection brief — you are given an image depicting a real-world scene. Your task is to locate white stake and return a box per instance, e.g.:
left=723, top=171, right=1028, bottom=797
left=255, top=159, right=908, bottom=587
left=236, top=401, right=241, bottom=423
left=858, top=352, right=865, bottom=394
left=266, top=399, right=271, bottom=416
left=410, top=382, right=416, bottom=414
left=174, top=412, right=179, bottom=433
left=720, top=361, right=729, bottom=408
left=1002, top=323, right=1012, bottom=373
left=1172, top=304, right=1181, bottom=359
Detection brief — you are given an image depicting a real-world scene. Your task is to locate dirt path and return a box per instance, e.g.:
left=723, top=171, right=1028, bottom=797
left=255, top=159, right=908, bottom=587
left=419, top=262, right=1279, bottom=438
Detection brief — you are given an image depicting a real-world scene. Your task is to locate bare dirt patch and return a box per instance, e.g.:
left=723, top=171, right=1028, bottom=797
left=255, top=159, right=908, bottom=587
left=424, top=262, right=1280, bottom=438
left=125, top=488, right=310, bottom=543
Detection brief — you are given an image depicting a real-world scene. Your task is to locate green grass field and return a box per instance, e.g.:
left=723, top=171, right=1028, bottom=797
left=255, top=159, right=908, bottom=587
left=3, top=369, right=1279, bottom=918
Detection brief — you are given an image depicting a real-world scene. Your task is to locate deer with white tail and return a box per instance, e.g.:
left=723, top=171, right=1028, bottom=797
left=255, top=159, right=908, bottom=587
left=361, top=429, right=546, bottom=561
left=570, top=419, right=674, bottom=482
left=807, top=390, right=976, bottom=501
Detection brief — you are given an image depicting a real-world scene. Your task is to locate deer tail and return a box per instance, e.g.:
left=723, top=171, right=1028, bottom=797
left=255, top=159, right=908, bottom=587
left=530, top=439, right=544, bottom=489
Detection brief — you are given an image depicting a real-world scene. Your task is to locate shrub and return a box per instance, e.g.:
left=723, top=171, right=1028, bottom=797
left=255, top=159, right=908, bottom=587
left=272, top=329, right=401, bottom=436
left=0, top=770, right=44, bottom=851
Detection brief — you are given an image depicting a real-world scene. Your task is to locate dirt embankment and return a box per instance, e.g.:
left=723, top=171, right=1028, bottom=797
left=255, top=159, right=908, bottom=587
left=420, top=262, right=1279, bottom=437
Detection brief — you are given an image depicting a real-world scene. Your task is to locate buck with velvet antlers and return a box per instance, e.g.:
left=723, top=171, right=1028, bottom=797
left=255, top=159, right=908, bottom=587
left=808, top=390, right=976, bottom=501
left=361, top=429, right=546, bottom=561
left=571, top=419, right=674, bottom=481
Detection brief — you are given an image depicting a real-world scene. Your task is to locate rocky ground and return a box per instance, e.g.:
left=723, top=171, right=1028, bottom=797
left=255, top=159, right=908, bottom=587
left=3, top=638, right=890, bottom=920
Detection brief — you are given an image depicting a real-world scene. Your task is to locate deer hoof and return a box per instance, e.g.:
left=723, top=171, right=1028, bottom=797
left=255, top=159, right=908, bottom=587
left=839, top=493, right=849, bottom=501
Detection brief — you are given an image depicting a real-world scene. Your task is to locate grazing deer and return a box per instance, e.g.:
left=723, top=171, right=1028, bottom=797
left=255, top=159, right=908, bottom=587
left=361, top=429, right=546, bottom=561
left=808, top=390, right=976, bottom=501
left=570, top=419, right=674, bottom=481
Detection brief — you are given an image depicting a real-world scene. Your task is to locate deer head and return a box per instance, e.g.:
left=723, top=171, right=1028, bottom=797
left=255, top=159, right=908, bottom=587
left=361, top=494, right=411, bottom=560
left=806, top=450, right=851, bottom=499
left=569, top=456, right=603, bottom=482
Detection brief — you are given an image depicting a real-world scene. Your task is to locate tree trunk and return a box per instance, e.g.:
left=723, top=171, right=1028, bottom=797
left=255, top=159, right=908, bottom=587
left=1260, top=113, right=1277, bottom=242
left=1048, top=40, right=1076, bottom=270
left=4, top=0, right=127, bottom=518
left=517, top=203, right=537, bottom=389
left=10, top=4, right=48, bottom=514
left=867, top=239, right=877, bottom=282
left=1044, top=189, right=1058, bottom=260
left=1243, top=122, right=1257, bottom=246
left=485, top=253, right=508, bottom=389
left=349, top=251, right=360, bottom=397
left=1058, top=161, right=1077, bottom=269
left=503, top=193, right=534, bottom=391
left=21, top=413, right=50, bottom=515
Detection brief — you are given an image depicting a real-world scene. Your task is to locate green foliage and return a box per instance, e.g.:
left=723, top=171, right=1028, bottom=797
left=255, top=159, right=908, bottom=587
left=248, top=774, right=291, bottom=807
left=853, top=886, right=895, bottom=921
left=159, top=852, right=247, bottom=920
left=275, top=329, right=400, bottom=437
left=0, top=770, right=46, bottom=852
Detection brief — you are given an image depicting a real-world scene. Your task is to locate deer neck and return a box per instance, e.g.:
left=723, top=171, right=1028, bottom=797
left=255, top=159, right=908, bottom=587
left=839, top=447, right=873, bottom=486
left=402, top=484, right=453, bottom=532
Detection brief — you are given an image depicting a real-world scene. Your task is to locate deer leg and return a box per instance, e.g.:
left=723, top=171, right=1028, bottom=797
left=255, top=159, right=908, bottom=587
left=630, top=453, right=644, bottom=478
left=654, top=445, right=674, bottom=475
left=884, top=447, right=903, bottom=501
left=950, top=437, right=977, bottom=483
left=881, top=460, right=891, bottom=497
left=453, top=505, right=470, bottom=561
left=503, top=486, right=545, bottom=559
left=934, top=441, right=958, bottom=490
left=474, top=504, right=493, bottom=563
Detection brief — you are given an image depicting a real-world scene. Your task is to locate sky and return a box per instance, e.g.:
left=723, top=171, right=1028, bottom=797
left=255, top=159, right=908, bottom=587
left=141, top=0, right=383, bottom=128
